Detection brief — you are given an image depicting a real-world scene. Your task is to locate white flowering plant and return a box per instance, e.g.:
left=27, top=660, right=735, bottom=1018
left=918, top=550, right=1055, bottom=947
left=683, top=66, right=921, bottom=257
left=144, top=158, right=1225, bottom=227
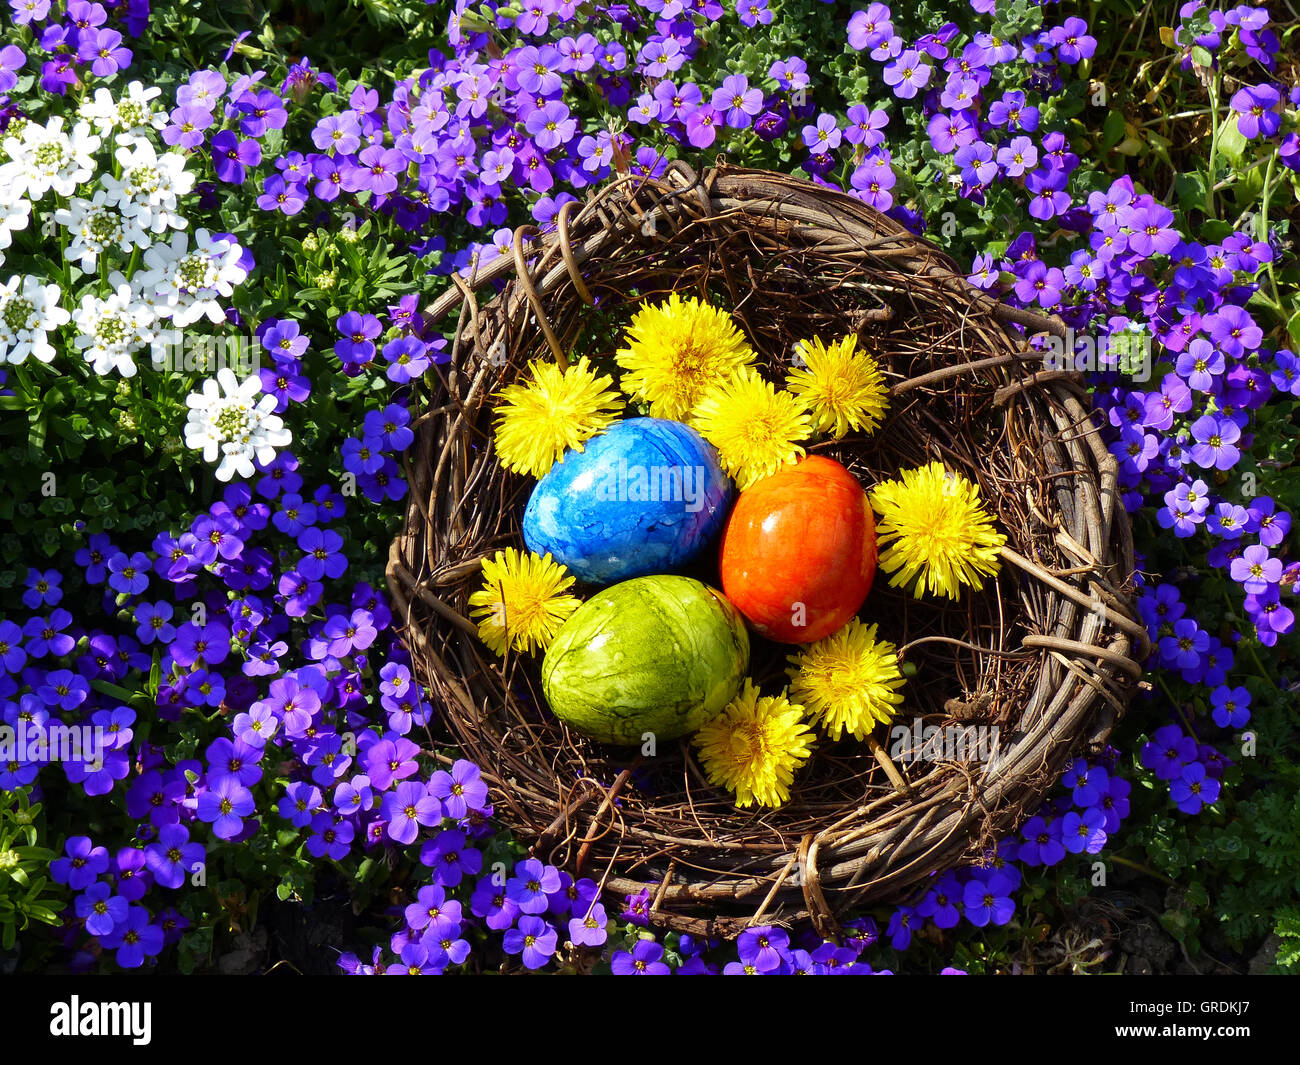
left=0, top=78, right=286, bottom=483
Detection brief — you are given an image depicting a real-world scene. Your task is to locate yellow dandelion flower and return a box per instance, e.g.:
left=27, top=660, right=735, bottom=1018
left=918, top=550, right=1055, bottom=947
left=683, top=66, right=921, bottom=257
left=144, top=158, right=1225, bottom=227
left=786, top=619, right=906, bottom=741
left=467, top=548, right=580, bottom=656
left=492, top=356, right=623, bottom=479
left=785, top=333, right=889, bottom=439
left=870, top=462, right=1006, bottom=600
left=693, top=680, right=815, bottom=809
left=689, top=368, right=811, bottom=490
left=615, top=293, right=756, bottom=420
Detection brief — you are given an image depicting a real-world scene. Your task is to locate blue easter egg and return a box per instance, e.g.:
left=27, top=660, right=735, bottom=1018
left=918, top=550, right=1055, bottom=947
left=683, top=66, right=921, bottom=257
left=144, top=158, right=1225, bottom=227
left=522, top=418, right=733, bottom=585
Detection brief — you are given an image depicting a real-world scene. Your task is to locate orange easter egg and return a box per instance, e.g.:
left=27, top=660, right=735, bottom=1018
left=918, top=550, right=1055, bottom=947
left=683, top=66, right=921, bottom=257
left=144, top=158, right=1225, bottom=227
left=718, top=456, right=876, bottom=644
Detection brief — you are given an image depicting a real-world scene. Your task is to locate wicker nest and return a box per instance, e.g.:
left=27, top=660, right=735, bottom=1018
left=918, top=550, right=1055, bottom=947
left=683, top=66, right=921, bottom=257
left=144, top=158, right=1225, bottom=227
left=386, top=161, right=1148, bottom=939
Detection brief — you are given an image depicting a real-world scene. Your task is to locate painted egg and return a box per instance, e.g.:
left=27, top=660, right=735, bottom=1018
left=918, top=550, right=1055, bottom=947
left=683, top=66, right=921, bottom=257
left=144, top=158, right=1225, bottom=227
left=541, top=575, right=750, bottom=745
left=522, top=418, right=732, bottom=585
left=718, top=456, right=876, bottom=644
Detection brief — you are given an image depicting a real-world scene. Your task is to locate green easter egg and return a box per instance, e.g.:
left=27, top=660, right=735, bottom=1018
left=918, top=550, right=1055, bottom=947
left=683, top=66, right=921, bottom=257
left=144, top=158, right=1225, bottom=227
left=541, top=575, right=750, bottom=745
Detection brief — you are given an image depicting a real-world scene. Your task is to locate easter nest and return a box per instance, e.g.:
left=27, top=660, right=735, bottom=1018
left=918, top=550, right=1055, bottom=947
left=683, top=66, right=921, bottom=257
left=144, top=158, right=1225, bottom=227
left=386, top=161, right=1148, bottom=939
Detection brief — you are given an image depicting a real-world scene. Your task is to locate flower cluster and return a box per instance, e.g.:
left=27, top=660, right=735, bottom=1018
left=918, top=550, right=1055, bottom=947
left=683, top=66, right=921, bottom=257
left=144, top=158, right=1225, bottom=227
left=11, top=0, right=151, bottom=95
left=886, top=755, right=1130, bottom=950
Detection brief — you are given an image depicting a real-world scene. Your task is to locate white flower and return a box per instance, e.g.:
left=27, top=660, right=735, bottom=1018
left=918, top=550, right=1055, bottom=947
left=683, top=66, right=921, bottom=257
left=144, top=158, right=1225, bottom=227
left=0, top=116, right=100, bottom=200
left=78, top=81, right=167, bottom=146
left=0, top=198, right=31, bottom=267
left=54, top=191, right=151, bottom=272
left=0, top=275, right=71, bottom=365
left=184, top=367, right=292, bottom=482
left=137, top=229, right=247, bottom=327
left=72, top=278, right=156, bottom=377
left=100, top=141, right=194, bottom=234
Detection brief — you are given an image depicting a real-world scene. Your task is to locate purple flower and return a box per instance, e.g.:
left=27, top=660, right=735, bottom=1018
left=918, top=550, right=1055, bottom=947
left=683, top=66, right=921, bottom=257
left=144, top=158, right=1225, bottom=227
left=802, top=112, right=843, bottom=152
left=382, top=781, right=443, bottom=844
left=1171, top=761, right=1220, bottom=814
left=1248, top=496, right=1291, bottom=547
left=52, top=836, right=110, bottom=890
left=996, top=135, right=1038, bottom=177
left=419, top=829, right=483, bottom=887
left=144, top=825, right=205, bottom=890
left=9, top=0, right=51, bottom=26
left=107, top=551, right=151, bottom=595
left=1061, top=807, right=1108, bottom=854
left=507, top=858, right=561, bottom=915
left=886, top=905, right=915, bottom=949
left=196, top=777, right=256, bottom=839
left=306, top=813, right=354, bottom=860
left=75, top=882, right=130, bottom=937
left=568, top=900, right=608, bottom=947
left=1175, top=337, right=1225, bottom=392
left=962, top=871, right=1017, bottom=927
left=23, top=609, right=75, bottom=658
left=405, top=884, right=462, bottom=938
left=177, top=69, right=226, bottom=110
left=1210, top=685, right=1251, bottom=729
left=524, top=100, right=577, bottom=151
left=883, top=50, right=931, bottom=99
left=1018, top=815, right=1066, bottom=866
left=1063, top=760, right=1110, bottom=807
left=236, top=88, right=288, bottom=138
left=382, top=336, right=431, bottom=383
left=321, top=608, right=377, bottom=658
left=844, top=104, right=889, bottom=149
left=22, top=568, right=62, bottom=609
left=712, top=74, right=763, bottom=128
left=611, top=938, right=670, bottom=974
left=1230, top=84, right=1281, bottom=139
left=1026, top=168, right=1070, bottom=220
left=1230, top=544, right=1283, bottom=593
left=99, top=906, right=164, bottom=969
left=162, top=104, right=213, bottom=149
left=334, top=311, right=382, bottom=367
left=296, top=526, right=347, bottom=581
left=848, top=4, right=893, bottom=51
left=362, top=736, right=419, bottom=790
left=343, top=145, right=405, bottom=197
left=1125, top=203, right=1180, bottom=257
left=1188, top=415, right=1242, bottom=471
left=278, top=781, right=322, bottom=828
left=1205, top=304, right=1263, bottom=357
left=78, top=28, right=132, bottom=77
left=210, top=130, right=262, bottom=185
left=1050, top=17, right=1097, bottom=63
left=257, top=173, right=307, bottom=215
left=685, top=105, right=720, bottom=148
left=989, top=90, right=1040, bottom=131
left=1141, top=724, right=1197, bottom=780
left=504, top=914, right=558, bottom=970
left=428, top=759, right=488, bottom=821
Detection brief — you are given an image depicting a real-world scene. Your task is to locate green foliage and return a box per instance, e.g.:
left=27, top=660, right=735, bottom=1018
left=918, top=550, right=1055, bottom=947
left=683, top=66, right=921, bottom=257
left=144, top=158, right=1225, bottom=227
left=0, top=790, right=63, bottom=951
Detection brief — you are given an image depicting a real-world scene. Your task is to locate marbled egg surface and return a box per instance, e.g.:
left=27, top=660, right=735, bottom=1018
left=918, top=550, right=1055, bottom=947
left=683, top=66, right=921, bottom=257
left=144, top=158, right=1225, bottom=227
left=523, top=417, right=732, bottom=585
left=719, top=455, right=877, bottom=643
left=541, top=575, right=750, bottom=745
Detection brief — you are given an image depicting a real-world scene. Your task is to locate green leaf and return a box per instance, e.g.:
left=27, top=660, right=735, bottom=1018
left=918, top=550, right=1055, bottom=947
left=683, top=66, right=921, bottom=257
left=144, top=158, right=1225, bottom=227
left=1101, top=109, right=1126, bottom=152
left=1216, top=116, right=1249, bottom=168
